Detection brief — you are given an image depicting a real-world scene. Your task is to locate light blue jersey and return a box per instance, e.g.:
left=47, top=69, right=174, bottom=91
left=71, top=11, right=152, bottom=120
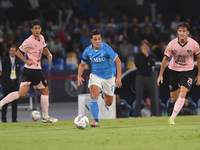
left=82, top=43, right=117, bottom=79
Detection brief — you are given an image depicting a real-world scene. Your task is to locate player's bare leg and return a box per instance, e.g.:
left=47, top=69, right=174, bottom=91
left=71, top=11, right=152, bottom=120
left=170, top=88, right=180, bottom=102
left=104, top=94, right=113, bottom=106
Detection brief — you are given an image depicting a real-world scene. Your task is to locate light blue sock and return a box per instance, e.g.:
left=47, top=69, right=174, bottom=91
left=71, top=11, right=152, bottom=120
left=90, top=98, right=99, bottom=122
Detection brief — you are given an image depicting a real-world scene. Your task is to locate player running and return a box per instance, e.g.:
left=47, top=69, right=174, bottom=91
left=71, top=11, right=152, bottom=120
left=78, top=29, right=122, bottom=127
left=157, top=22, right=200, bottom=124
left=0, top=19, right=58, bottom=123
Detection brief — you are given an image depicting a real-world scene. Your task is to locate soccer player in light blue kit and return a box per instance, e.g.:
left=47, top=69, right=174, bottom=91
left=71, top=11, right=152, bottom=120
left=78, top=29, right=122, bottom=127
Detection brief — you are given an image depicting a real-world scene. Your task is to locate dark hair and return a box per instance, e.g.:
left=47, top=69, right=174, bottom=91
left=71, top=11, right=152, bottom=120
left=90, top=29, right=102, bottom=39
left=30, top=19, right=41, bottom=28
left=9, top=45, right=17, bottom=50
left=140, top=39, right=150, bottom=47
left=177, top=22, right=190, bottom=31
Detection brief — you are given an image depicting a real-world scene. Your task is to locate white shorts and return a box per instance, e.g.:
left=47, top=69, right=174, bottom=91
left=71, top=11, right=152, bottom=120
left=88, top=73, right=116, bottom=96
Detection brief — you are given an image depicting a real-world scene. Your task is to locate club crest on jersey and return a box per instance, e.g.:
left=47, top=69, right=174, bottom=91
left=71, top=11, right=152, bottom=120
left=173, top=49, right=177, bottom=54
left=187, top=50, right=192, bottom=53
left=101, top=53, right=104, bottom=56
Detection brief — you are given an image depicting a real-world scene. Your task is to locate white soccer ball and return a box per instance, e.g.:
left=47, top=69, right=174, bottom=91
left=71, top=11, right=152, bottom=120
left=31, top=110, right=41, bottom=122
left=74, top=115, right=89, bottom=129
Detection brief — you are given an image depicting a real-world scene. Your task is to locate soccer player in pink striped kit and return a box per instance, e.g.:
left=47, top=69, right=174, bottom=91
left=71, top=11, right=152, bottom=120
left=157, top=22, right=200, bottom=124
left=0, top=19, right=58, bottom=123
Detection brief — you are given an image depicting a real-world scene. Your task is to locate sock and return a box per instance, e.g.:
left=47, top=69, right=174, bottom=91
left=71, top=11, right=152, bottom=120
left=1, top=92, right=19, bottom=105
left=170, top=97, right=185, bottom=120
left=41, top=95, right=49, bottom=119
left=90, top=98, right=99, bottom=122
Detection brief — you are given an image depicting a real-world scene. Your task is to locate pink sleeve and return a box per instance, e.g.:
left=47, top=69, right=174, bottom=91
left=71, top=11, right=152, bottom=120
left=193, top=41, right=200, bottom=55
left=164, top=42, right=172, bottom=57
left=19, top=39, right=30, bottom=53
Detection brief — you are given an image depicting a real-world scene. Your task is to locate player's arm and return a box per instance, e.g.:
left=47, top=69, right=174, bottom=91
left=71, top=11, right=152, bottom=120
left=195, top=54, right=200, bottom=85
left=114, top=56, right=122, bottom=88
left=77, top=62, right=86, bottom=86
left=16, top=49, right=33, bottom=66
left=43, top=47, right=53, bottom=61
left=157, top=55, right=169, bottom=86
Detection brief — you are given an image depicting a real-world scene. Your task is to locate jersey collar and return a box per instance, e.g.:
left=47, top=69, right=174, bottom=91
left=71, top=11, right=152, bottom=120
left=31, top=35, right=40, bottom=42
left=177, top=37, right=188, bottom=47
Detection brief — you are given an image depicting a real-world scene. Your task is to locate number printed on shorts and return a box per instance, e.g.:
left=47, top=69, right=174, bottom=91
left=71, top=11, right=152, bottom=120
left=111, top=85, right=115, bottom=92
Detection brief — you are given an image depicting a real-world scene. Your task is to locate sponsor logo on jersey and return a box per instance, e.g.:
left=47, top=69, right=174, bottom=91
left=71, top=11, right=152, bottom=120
left=93, top=57, right=105, bottom=62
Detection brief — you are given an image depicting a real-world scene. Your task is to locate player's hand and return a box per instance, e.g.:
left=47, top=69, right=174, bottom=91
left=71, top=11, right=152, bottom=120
left=26, top=60, right=34, bottom=66
left=157, top=75, right=163, bottom=86
left=115, top=78, right=122, bottom=88
left=77, top=76, right=85, bottom=86
left=195, top=75, right=200, bottom=86
left=47, top=53, right=53, bottom=61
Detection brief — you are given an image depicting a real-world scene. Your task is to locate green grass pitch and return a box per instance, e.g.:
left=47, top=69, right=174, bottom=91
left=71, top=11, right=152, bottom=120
left=0, top=116, right=200, bottom=150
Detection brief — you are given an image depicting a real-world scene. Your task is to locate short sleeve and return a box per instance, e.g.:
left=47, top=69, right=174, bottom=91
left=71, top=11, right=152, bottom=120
left=106, top=45, right=118, bottom=61
left=19, top=39, right=30, bottom=53
left=194, top=41, right=200, bottom=56
left=164, top=42, right=172, bottom=58
left=81, top=49, right=89, bottom=64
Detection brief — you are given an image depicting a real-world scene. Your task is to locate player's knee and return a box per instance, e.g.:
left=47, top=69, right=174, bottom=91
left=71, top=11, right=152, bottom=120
left=44, top=90, right=49, bottom=95
left=105, top=101, right=112, bottom=106
left=40, top=89, right=49, bottom=95
left=179, top=92, right=186, bottom=98
left=90, top=93, right=99, bottom=99
left=171, top=95, right=178, bottom=102
left=19, top=92, right=27, bottom=98
left=105, top=98, right=113, bottom=106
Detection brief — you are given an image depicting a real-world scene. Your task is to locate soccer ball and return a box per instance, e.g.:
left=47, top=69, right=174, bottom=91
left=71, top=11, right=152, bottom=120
left=74, top=115, right=89, bottom=129
left=31, top=110, right=41, bottom=122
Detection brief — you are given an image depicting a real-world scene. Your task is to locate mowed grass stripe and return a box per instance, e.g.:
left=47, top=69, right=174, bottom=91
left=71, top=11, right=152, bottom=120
left=0, top=116, right=199, bottom=150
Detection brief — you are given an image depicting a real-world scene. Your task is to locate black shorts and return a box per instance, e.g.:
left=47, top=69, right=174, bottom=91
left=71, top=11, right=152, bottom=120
left=169, top=69, right=195, bottom=92
left=21, top=67, right=48, bottom=87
